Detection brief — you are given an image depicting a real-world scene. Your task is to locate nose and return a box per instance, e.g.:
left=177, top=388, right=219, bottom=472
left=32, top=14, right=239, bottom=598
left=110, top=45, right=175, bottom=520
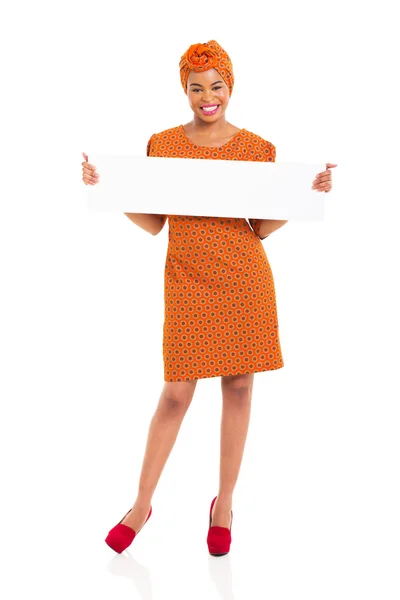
left=202, top=90, right=214, bottom=102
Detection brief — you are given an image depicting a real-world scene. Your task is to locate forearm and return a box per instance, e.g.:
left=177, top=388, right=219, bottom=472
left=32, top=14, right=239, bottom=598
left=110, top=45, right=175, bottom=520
left=124, top=213, right=165, bottom=235
left=248, top=218, right=288, bottom=239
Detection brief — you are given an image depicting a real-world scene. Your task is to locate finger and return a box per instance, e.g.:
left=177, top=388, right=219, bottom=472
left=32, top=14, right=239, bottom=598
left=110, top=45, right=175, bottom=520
left=82, top=166, right=100, bottom=182
left=83, top=164, right=98, bottom=173
left=316, top=169, right=333, bottom=178
left=82, top=165, right=99, bottom=182
left=83, top=177, right=97, bottom=185
left=82, top=152, right=88, bottom=161
left=325, top=163, right=337, bottom=169
left=84, top=175, right=99, bottom=184
left=316, top=172, right=332, bottom=182
left=88, top=170, right=99, bottom=182
left=82, top=162, right=97, bottom=171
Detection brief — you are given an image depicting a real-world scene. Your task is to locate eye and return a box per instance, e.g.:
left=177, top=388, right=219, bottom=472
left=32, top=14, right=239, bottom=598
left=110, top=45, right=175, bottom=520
left=192, top=86, right=223, bottom=92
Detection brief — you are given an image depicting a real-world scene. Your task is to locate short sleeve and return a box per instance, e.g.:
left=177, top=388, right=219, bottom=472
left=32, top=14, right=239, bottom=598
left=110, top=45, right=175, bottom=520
left=146, top=133, right=156, bottom=157
left=264, top=141, right=276, bottom=163
left=248, top=141, right=276, bottom=240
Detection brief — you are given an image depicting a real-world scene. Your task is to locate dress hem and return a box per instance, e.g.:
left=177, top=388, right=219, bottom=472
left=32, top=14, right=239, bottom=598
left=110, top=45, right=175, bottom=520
left=163, top=363, right=285, bottom=383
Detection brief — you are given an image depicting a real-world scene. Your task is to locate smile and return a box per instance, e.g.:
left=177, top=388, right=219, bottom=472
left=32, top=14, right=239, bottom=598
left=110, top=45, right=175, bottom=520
left=200, top=105, right=220, bottom=115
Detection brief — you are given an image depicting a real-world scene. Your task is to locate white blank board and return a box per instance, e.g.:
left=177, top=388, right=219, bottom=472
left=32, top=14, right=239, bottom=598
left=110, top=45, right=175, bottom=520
left=87, top=155, right=326, bottom=221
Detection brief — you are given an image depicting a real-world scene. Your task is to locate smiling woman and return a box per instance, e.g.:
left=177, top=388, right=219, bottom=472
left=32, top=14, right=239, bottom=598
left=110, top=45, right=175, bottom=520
left=100, top=38, right=335, bottom=561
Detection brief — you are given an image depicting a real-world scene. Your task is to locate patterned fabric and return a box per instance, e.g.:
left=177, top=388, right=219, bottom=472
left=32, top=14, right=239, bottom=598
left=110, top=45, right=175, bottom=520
left=147, top=125, right=284, bottom=382
left=179, top=40, right=234, bottom=96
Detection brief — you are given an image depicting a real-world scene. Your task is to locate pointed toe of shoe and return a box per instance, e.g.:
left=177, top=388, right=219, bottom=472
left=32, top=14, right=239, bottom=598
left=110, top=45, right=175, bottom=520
left=105, top=523, right=136, bottom=554
left=105, top=506, right=152, bottom=554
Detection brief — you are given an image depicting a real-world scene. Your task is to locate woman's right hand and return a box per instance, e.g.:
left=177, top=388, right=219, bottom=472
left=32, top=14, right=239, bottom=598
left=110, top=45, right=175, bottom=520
left=82, top=152, right=100, bottom=185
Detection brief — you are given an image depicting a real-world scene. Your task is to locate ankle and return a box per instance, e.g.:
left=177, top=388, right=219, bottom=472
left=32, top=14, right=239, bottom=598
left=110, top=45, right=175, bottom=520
left=215, top=493, right=233, bottom=508
left=134, top=494, right=153, bottom=509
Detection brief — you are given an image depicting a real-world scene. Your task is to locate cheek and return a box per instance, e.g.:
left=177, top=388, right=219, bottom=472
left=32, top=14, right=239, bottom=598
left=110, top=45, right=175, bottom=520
left=218, top=90, right=230, bottom=105
left=187, top=93, right=201, bottom=109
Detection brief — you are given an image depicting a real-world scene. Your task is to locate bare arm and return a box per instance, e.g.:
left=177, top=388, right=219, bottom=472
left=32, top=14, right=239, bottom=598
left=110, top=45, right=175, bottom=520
left=124, top=213, right=167, bottom=236
left=248, top=218, right=288, bottom=240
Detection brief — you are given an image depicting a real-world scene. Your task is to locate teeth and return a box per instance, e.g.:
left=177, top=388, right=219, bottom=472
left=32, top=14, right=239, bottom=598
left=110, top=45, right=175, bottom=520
left=202, top=105, right=218, bottom=111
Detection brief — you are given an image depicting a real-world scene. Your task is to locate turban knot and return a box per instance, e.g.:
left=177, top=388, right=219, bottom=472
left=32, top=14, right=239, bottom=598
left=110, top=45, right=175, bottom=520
left=179, top=40, right=234, bottom=97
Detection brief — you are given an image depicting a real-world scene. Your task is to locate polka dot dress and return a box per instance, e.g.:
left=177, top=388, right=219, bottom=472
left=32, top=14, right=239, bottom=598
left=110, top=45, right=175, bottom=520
left=147, top=125, right=285, bottom=382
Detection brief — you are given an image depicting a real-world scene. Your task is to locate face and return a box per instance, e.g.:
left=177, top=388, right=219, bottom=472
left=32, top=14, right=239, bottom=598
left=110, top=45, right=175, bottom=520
left=187, top=68, right=230, bottom=123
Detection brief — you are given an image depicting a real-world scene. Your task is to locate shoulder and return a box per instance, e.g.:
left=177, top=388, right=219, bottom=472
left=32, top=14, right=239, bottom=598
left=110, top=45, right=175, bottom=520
left=241, top=129, right=276, bottom=162
left=146, top=125, right=182, bottom=155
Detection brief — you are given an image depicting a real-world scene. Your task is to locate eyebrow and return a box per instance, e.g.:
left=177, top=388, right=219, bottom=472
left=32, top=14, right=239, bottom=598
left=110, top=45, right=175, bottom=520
left=189, top=80, right=223, bottom=87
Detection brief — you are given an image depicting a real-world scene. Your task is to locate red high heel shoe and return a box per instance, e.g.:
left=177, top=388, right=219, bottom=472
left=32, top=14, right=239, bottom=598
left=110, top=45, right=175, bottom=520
left=207, top=496, right=233, bottom=556
left=105, top=506, right=152, bottom=553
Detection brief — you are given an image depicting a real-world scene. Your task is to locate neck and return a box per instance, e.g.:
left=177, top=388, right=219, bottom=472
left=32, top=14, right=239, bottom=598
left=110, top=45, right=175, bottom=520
left=191, top=114, right=229, bottom=134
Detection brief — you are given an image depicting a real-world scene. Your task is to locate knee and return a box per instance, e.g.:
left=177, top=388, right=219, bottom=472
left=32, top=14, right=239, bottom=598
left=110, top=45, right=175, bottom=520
left=157, top=383, right=194, bottom=416
left=158, top=379, right=197, bottom=418
left=221, top=374, right=253, bottom=405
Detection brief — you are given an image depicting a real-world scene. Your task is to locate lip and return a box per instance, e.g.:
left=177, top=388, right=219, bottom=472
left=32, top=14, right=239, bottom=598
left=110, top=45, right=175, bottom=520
left=200, top=104, right=220, bottom=108
left=200, top=104, right=220, bottom=116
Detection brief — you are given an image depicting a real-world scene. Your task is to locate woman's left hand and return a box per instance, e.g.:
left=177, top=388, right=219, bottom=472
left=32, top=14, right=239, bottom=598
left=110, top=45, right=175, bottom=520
left=312, top=163, right=337, bottom=192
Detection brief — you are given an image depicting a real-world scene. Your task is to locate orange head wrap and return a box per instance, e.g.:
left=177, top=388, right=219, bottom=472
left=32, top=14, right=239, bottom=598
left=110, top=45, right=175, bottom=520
left=179, top=39, right=234, bottom=97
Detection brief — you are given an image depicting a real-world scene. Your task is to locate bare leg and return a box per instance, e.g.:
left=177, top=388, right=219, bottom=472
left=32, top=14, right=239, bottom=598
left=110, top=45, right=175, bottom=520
left=121, top=379, right=198, bottom=531
left=211, top=373, right=254, bottom=528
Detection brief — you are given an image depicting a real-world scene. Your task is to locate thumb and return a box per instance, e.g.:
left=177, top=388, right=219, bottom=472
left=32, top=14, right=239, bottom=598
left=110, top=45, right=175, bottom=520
left=82, top=151, right=88, bottom=162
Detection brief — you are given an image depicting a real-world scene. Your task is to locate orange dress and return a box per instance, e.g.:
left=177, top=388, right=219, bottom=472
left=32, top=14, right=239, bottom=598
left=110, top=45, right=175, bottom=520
left=146, top=124, right=284, bottom=382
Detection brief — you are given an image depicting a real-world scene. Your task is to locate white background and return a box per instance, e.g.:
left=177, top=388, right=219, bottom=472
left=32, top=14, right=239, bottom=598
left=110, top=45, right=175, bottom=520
left=1, top=1, right=399, bottom=599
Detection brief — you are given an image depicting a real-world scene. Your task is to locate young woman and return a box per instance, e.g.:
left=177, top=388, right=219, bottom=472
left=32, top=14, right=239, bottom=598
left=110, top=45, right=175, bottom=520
left=82, top=39, right=336, bottom=557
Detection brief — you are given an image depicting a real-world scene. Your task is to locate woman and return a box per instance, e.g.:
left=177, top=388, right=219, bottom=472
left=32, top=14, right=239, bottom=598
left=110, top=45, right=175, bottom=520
left=82, top=40, right=335, bottom=556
